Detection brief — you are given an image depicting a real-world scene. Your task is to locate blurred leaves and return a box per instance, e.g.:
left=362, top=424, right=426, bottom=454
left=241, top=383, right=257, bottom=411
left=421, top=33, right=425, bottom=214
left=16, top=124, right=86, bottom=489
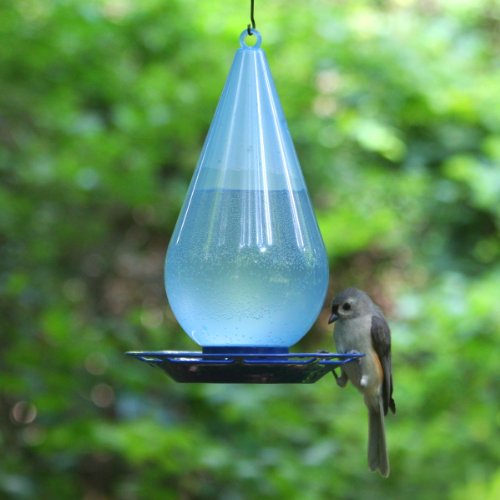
left=1, top=0, right=499, bottom=498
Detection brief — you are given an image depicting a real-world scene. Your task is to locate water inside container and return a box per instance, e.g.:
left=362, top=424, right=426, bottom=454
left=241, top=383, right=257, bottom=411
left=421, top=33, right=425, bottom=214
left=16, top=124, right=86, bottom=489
left=166, top=188, right=328, bottom=346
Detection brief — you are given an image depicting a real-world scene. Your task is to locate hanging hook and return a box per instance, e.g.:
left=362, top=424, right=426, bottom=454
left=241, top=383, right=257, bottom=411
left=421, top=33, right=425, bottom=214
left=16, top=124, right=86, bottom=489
left=247, top=0, right=256, bottom=36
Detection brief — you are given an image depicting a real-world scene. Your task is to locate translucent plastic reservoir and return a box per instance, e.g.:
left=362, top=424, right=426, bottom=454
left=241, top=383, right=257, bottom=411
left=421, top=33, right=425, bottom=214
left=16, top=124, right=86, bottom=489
left=165, top=30, right=329, bottom=348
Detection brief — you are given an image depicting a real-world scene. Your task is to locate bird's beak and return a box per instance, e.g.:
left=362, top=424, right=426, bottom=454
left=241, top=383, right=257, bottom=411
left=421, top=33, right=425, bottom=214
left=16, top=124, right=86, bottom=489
left=328, top=312, right=339, bottom=324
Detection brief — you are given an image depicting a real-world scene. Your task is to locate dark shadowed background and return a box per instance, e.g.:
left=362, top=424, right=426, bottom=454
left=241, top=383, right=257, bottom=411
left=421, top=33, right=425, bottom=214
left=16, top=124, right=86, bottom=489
left=1, top=0, right=499, bottom=498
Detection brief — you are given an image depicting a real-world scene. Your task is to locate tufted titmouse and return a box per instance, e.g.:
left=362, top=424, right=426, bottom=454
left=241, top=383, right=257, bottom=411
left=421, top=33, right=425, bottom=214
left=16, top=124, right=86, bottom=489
left=328, top=287, right=396, bottom=477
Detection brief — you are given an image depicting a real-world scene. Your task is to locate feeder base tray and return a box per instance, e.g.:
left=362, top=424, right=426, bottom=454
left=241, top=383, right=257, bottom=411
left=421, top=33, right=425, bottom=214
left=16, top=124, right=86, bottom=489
left=126, top=350, right=363, bottom=384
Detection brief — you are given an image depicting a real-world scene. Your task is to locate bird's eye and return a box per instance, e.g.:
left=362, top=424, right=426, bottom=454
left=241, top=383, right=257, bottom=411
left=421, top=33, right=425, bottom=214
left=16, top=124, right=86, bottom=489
left=342, top=302, right=351, bottom=311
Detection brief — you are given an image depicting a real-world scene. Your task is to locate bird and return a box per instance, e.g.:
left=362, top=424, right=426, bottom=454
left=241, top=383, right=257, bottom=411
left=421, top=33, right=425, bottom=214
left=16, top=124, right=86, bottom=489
left=328, top=287, right=396, bottom=478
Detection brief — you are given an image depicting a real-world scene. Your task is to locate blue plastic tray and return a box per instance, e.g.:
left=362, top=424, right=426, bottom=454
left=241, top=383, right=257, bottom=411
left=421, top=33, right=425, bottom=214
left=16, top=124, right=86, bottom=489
left=126, top=350, right=364, bottom=384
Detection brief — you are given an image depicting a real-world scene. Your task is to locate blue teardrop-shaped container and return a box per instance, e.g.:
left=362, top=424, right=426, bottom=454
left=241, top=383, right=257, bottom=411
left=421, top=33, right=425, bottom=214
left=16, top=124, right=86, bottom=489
left=165, top=30, right=329, bottom=349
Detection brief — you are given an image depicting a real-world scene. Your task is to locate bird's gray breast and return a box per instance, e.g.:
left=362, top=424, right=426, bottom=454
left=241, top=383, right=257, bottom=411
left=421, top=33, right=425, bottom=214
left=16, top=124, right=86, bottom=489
left=333, top=315, right=377, bottom=391
left=333, top=315, right=373, bottom=354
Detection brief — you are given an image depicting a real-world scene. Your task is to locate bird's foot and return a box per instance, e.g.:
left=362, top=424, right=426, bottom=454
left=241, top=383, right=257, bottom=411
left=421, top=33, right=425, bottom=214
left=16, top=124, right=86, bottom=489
left=346, top=349, right=362, bottom=364
left=333, top=368, right=348, bottom=388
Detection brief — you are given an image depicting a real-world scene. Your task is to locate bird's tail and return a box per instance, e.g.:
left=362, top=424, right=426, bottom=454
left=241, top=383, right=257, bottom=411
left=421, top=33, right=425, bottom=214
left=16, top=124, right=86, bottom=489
left=367, top=400, right=389, bottom=477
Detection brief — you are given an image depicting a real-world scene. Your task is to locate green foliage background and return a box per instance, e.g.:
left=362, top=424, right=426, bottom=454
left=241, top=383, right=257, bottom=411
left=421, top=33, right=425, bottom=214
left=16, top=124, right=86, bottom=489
left=1, top=0, right=499, bottom=498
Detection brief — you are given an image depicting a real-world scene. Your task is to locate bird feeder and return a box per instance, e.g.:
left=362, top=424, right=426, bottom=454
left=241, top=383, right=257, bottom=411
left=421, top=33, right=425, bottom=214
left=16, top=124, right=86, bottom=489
left=127, top=27, right=363, bottom=383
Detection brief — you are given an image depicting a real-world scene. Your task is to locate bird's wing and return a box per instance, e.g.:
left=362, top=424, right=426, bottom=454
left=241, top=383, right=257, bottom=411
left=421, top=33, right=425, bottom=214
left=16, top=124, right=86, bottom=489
left=371, top=314, right=396, bottom=415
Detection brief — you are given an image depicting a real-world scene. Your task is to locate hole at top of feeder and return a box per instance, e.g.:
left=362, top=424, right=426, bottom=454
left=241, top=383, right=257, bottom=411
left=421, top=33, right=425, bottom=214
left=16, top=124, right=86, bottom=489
left=240, top=28, right=262, bottom=48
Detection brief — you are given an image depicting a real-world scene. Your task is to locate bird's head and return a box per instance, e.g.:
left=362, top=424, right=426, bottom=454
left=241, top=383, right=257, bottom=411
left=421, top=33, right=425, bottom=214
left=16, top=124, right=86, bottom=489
left=328, top=287, right=373, bottom=323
